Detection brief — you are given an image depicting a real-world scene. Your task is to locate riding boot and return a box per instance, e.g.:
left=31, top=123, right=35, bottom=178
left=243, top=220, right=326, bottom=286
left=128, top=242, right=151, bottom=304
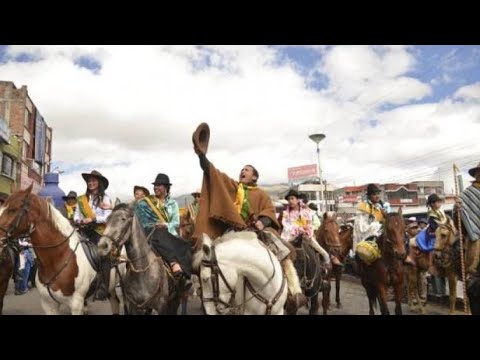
left=282, top=258, right=307, bottom=312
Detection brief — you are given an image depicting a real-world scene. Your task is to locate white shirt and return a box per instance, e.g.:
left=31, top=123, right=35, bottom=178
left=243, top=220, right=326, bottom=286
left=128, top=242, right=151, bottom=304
left=73, top=194, right=112, bottom=224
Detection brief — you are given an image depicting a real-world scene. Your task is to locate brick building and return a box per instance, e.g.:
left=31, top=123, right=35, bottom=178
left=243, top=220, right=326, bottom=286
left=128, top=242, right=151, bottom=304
left=0, top=81, right=52, bottom=193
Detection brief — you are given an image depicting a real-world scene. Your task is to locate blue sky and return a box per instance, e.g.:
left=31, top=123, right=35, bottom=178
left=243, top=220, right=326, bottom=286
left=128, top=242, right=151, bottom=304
left=1, top=45, right=479, bottom=200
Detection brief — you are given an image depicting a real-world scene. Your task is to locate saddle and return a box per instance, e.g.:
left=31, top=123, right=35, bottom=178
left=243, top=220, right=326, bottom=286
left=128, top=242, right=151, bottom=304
left=80, top=239, right=112, bottom=301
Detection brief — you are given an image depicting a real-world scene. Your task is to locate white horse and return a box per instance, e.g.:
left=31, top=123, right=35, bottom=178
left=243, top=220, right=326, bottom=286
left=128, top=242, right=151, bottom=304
left=0, top=187, right=125, bottom=315
left=193, top=231, right=288, bottom=315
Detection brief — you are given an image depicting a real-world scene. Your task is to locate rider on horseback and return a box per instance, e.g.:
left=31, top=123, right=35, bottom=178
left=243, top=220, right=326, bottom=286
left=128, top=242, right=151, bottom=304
left=192, top=123, right=307, bottom=312
left=134, top=173, right=193, bottom=292
left=280, top=189, right=332, bottom=267
left=354, top=183, right=415, bottom=266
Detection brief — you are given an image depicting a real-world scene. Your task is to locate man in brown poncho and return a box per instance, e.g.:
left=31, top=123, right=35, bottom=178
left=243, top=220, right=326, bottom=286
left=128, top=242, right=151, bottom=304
left=192, top=123, right=306, bottom=311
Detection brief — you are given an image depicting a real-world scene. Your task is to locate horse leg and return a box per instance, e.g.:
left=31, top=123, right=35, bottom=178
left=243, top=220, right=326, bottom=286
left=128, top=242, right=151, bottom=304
left=406, top=268, right=416, bottom=312
left=181, top=292, right=188, bottom=315
left=364, top=283, right=377, bottom=315
left=107, top=270, right=120, bottom=315
left=378, top=285, right=391, bottom=315
left=447, top=271, right=457, bottom=315
left=40, top=297, right=62, bottom=315
left=71, top=295, right=88, bottom=315
left=392, top=279, right=404, bottom=316
left=335, top=268, right=342, bottom=309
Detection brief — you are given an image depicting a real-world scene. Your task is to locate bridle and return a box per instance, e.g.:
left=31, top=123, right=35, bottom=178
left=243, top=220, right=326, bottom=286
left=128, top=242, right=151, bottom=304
left=200, top=241, right=286, bottom=315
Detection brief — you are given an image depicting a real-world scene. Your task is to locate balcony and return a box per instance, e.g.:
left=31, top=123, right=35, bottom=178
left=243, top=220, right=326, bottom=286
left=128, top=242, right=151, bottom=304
left=0, top=117, right=11, bottom=144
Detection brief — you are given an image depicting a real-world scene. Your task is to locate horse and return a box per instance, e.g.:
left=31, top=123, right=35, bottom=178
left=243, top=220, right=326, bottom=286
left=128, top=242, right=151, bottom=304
left=430, top=218, right=462, bottom=314
left=0, top=185, right=125, bottom=315
left=0, top=243, right=14, bottom=315
left=356, top=209, right=407, bottom=315
left=317, top=213, right=353, bottom=309
left=178, top=210, right=197, bottom=314
left=405, top=239, right=430, bottom=314
left=288, top=234, right=329, bottom=315
left=98, top=203, right=180, bottom=315
left=193, top=231, right=288, bottom=315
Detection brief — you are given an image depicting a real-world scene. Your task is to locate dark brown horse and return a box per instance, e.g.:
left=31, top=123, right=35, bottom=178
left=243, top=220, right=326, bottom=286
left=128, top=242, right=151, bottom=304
left=178, top=210, right=196, bottom=315
left=318, top=218, right=354, bottom=309
left=357, top=209, right=406, bottom=315
left=0, top=244, right=14, bottom=315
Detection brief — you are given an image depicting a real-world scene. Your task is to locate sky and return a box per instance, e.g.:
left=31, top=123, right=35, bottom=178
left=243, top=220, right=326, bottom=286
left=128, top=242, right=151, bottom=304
left=1, top=45, right=479, bottom=201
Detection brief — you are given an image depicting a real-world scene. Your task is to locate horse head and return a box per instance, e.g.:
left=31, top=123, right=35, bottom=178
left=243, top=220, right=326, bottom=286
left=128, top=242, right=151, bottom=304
left=381, top=208, right=407, bottom=262
left=0, top=185, right=38, bottom=245
left=319, top=211, right=341, bottom=247
left=98, top=203, right=134, bottom=257
left=195, top=233, right=238, bottom=315
left=179, top=211, right=195, bottom=241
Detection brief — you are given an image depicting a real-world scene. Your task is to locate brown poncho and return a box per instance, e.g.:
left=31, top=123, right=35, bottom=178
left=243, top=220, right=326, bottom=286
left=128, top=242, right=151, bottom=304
left=192, top=162, right=280, bottom=246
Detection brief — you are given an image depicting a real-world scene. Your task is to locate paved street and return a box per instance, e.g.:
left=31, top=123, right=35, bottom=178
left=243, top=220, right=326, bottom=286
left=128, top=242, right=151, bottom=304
left=2, top=274, right=462, bottom=315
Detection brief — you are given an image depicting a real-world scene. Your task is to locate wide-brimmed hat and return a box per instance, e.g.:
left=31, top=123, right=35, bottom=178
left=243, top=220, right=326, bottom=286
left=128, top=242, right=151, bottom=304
left=152, top=173, right=171, bottom=186
left=407, top=216, right=417, bottom=223
left=62, top=191, right=78, bottom=201
left=191, top=189, right=201, bottom=196
left=0, top=192, right=9, bottom=202
left=192, top=122, right=210, bottom=155
left=427, top=193, right=443, bottom=206
left=366, top=183, right=381, bottom=196
left=468, top=162, right=480, bottom=177
left=285, top=189, right=300, bottom=200
left=134, top=185, right=150, bottom=196
left=418, top=218, right=428, bottom=225
left=82, top=170, right=109, bottom=190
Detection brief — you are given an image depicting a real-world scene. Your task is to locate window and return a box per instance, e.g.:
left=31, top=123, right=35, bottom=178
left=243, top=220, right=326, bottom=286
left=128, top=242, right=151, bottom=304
left=24, top=110, right=30, bottom=128
left=22, top=141, right=28, bottom=159
left=1, top=154, right=14, bottom=177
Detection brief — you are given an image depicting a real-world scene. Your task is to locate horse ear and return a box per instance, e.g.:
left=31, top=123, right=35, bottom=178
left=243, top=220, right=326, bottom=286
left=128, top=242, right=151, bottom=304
left=25, top=183, right=34, bottom=196
left=323, top=212, right=328, bottom=221
left=397, top=207, right=403, bottom=217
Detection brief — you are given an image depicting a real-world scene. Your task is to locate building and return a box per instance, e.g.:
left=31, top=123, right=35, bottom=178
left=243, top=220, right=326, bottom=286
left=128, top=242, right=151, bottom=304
left=0, top=81, right=52, bottom=194
left=335, top=181, right=447, bottom=220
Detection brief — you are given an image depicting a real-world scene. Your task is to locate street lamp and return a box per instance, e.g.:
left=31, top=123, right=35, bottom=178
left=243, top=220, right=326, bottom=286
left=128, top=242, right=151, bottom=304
left=309, top=133, right=326, bottom=213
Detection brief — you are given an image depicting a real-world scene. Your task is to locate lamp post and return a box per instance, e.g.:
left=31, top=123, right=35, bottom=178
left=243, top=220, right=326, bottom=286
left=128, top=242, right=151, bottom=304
left=309, top=133, right=326, bottom=213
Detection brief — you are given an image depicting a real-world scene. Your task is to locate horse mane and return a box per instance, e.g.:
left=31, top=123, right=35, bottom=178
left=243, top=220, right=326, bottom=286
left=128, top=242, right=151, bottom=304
left=112, top=203, right=130, bottom=212
left=214, top=230, right=258, bottom=245
left=46, top=200, right=80, bottom=241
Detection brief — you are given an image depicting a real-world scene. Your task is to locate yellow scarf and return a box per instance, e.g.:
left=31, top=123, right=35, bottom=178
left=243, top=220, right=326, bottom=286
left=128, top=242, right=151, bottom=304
left=65, top=204, right=76, bottom=220
left=144, top=196, right=169, bottom=224
left=358, top=201, right=385, bottom=222
left=77, top=194, right=106, bottom=235
left=294, top=217, right=307, bottom=227
left=234, top=183, right=257, bottom=216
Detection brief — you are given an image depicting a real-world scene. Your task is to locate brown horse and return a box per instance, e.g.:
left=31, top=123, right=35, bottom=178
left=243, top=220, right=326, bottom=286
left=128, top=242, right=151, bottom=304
left=357, top=209, right=407, bottom=315
left=318, top=221, right=353, bottom=309
left=0, top=244, right=14, bottom=315
left=0, top=185, right=123, bottom=315
left=431, top=219, right=462, bottom=314
left=405, top=238, right=430, bottom=314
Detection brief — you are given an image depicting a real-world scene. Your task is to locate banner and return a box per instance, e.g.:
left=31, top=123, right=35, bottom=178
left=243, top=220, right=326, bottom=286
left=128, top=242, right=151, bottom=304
left=34, top=112, right=46, bottom=164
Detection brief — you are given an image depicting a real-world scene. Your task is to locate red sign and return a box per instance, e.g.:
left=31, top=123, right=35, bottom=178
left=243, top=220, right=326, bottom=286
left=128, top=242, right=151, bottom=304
left=287, top=164, right=318, bottom=181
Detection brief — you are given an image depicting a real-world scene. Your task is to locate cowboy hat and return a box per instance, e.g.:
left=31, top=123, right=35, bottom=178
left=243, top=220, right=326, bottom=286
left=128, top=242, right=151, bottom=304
left=192, top=122, right=210, bottom=155
left=366, top=183, right=381, bottom=196
left=82, top=170, right=109, bottom=190
left=468, top=162, right=480, bottom=177
left=62, top=191, right=78, bottom=201
left=284, top=189, right=300, bottom=200
left=152, top=173, right=171, bottom=186
left=133, top=185, right=150, bottom=196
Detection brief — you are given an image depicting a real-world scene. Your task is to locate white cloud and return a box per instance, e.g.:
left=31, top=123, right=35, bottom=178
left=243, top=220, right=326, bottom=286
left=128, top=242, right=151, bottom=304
left=1, top=45, right=479, bottom=202
left=454, top=81, right=480, bottom=102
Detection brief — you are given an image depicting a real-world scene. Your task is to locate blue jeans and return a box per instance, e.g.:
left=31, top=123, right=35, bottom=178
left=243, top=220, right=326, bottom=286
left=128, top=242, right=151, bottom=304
left=16, top=250, right=33, bottom=292
left=431, top=276, right=446, bottom=297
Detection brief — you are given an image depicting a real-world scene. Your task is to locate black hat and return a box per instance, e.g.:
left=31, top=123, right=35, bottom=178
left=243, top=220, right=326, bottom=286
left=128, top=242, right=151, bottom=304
left=285, top=189, right=300, bottom=200
left=427, top=193, right=443, bottom=206
left=82, top=170, right=109, bottom=190
left=308, top=203, right=318, bottom=211
left=366, top=183, right=381, bottom=196
left=468, top=162, right=480, bottom=177
left=0, top=192, right=9, bottom=202
left=62, top=191, right=78, bottom=201
left=152, top=173, right=171, bottom=186
left=418, top=218, right=428, bottom=225
left=134, top=186, right=150, bottom=196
